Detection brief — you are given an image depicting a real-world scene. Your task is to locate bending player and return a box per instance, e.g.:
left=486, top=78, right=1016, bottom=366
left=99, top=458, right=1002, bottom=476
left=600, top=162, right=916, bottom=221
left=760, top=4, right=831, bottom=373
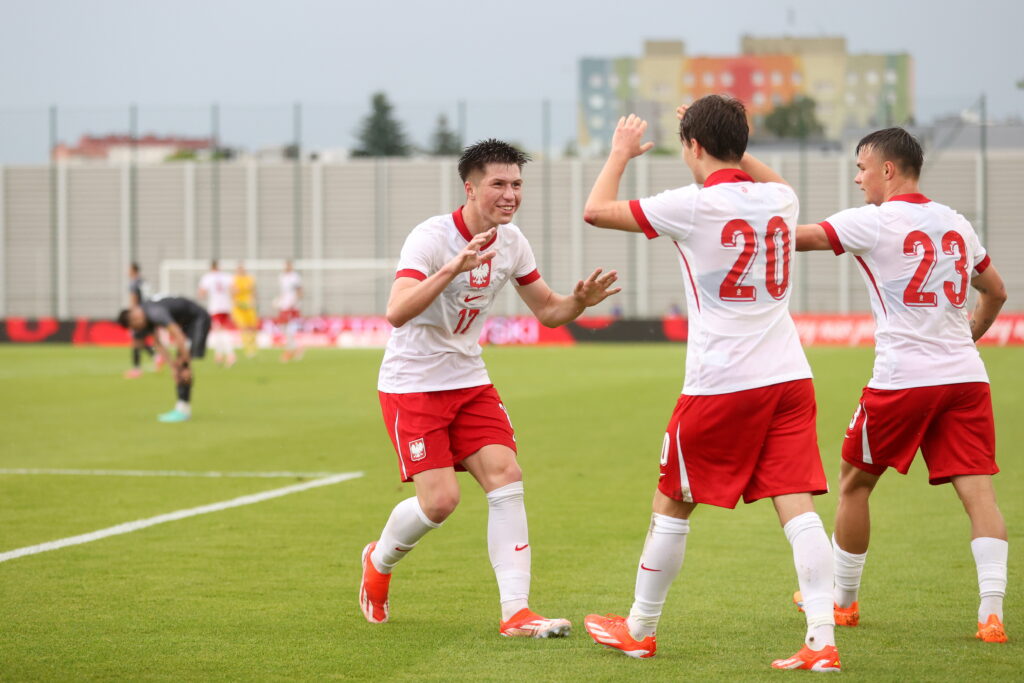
left=792, top=127, right=1009, bottom=643
left=580, top=97, right=840, bottom=671
left=198, top=260, right=236, bottom=367
left=118, top=296, right=211, bottom=423
left=361, top=139, right=621, bottom=638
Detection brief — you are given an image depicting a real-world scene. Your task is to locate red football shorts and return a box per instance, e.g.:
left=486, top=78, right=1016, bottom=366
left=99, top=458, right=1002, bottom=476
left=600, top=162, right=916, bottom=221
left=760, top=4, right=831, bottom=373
left=210, top=312, right=231, bottom=327
left=277, top=308, right=300, bottom=324
left=379, top=384, right=517, bottom=483
left=842, top=382, right=997, bottom=485
left=658, top=379, right=827, bottom=508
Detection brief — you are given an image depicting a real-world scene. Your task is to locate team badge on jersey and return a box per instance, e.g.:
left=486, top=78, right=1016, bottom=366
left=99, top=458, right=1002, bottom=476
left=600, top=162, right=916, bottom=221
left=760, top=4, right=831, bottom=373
left=409, top=438, right=426, bottom=462
left=469, top=261, right=491, bottom=288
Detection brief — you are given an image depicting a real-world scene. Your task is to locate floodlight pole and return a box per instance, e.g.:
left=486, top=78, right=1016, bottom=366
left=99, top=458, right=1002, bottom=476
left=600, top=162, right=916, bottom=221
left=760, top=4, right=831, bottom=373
left=211, top=102, right=220, bottom=259
left=542, top=99, right=552, bottom=280
left=979, top=93, right=988, bottom=245
left=129, top=103, right=138, bottom=263
left=293, top=101, right=303, bottom=259
left=49, top=105, right=58, bottom=317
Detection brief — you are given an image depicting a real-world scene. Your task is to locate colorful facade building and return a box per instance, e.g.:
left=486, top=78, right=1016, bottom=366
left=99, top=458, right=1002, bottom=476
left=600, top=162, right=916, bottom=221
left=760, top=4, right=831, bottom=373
left=579, top=36, right=914, bottom=154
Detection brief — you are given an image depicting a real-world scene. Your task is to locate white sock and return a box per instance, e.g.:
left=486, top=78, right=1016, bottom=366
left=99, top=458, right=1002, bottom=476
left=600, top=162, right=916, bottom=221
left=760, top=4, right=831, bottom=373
left=175, top=400, right=191, bottom=415
left=784, top=512, right=835, bottom=649
left=370, top=497, right=440, bottom=574
left=486, top=482, right=532, bottom=621
left=971, top=537, right=1008, bottom=622
left=627, top=513, right=689, bottom=640
left=833, top=534, right=867, bottom=609
left=221, top=330, right=235, bottom=358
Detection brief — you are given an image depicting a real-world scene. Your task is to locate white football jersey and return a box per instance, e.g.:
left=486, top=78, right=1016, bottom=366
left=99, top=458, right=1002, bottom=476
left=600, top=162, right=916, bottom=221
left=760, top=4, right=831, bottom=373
left=378, top=208, right=540, bottom=393
left=821, top=193, right=990, bottom=389
left=278, top=271, right=302, bottom=310
left=198, top=271, right=233, bottom=314
left=634, top=169, right=812, bottom=395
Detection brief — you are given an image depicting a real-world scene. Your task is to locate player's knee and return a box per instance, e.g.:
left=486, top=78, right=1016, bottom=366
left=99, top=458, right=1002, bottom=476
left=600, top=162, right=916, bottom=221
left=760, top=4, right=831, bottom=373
left=421, top=488, right=460, bottom=522
left=493, top=460, right=522, bottom=487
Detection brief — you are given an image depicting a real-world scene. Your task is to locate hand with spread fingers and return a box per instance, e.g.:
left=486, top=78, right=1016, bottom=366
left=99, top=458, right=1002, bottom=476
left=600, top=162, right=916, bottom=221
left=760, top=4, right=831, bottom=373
left=611, top=114, right=655, bottom=161
left=676, top=104, right=688, bottom=120
left=573, top=268, right=622, bottom=308
left=450, top=227, right=498, bottom=274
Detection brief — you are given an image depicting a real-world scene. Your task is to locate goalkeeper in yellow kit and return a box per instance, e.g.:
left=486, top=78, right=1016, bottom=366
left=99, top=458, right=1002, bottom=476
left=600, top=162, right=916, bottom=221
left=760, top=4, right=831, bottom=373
left=232, top=262, right=260, bottom=357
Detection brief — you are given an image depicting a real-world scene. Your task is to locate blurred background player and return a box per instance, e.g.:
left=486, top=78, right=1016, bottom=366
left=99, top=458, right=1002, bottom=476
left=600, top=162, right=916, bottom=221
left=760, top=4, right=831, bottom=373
left=794, top=127, right=1009, bottom=643
left=275, top=259, right=303, bottom=362
left=361, top=139, right=620, bottom=638
left=197, top=260, right=236, bottom=367
left=124, top=261, right=164, bottom=378
left=580, top=99, right=839, bottom=672
left=232, top=261, right=259, bottom=358
left=118, top=296, right=211, bottom=423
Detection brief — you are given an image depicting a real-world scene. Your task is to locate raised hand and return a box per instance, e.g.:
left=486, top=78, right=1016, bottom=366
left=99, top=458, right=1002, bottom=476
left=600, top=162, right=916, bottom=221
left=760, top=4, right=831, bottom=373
left=611, top=114, right=655, bottom=160
left=573, top=268, right=622, bottom=308
left=676, top=104, right=688, bottom=121
left=449, top=227, right=498, bottom=274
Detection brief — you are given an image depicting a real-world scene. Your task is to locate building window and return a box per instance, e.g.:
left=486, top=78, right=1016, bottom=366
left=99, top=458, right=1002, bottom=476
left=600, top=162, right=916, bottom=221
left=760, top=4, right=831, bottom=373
left=752, top=71, right=764, bottom=86
left=847, top=72, right=858, bottom=86
left=772, top=70, right=783, bottom=86
left=609, top=74, right=619, bottom=88
left=866, top=70, right=879, bottom=85
left=683, top=73, right=694, bottom=86
left=772, top=93, right=783, bottom=105
left=753, top=91, right=766, bottom=106
left=885, top=69, right=898, bottom=84
left=703, top=72, right=715, bottom=87
left=845, top=92, right=856, bottom=106
left=792, top=71, right=803, bottom=85
left=721, top=71, right=734, bottom=87
left=589, top=74, right=603, bottom=89
left=590, top=115, right=605, bottom=130
left=589, top=94, right=605, bottom=110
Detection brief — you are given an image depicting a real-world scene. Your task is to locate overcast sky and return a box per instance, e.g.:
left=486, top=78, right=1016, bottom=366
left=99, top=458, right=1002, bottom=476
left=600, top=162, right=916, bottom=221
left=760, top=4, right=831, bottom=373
left=1, top=0, right=1021, bottom=160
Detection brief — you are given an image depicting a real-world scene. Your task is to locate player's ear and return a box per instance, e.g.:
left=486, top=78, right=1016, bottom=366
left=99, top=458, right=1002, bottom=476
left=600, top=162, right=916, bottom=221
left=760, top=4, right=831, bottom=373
left=464, top=179, right=475, bottom=200
left=882, top=160, right=895, bottom=180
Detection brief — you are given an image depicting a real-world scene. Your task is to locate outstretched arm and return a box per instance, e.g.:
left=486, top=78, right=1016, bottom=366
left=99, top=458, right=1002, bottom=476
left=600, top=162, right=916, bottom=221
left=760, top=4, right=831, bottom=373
left=795, top=224, right=834, bottom=252
left=516, top=268, right=621, bottom=327
left=970, top=264, right=1007, bottom=342
left=386, top=228, right=497, bottom=328
left=583, top=115, right=654, bottom=232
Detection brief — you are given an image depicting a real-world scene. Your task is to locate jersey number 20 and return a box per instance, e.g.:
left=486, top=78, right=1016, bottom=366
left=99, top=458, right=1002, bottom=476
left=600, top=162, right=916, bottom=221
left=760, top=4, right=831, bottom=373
left=719, top=217, right=791, bottom=301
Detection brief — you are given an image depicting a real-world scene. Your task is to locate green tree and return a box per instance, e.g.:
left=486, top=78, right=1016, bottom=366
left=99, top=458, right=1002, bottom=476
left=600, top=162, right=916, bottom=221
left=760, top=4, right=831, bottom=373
left=763, top=96, right=824, bottom=139
left=429, top=114, right=462, bottom=155
left=352, top=92, right=411, bottom=157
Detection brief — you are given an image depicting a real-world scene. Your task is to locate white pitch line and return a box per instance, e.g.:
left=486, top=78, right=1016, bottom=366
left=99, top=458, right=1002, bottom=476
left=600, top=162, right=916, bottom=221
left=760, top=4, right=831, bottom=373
left=0, top=471, right=363, bottom=565
left=0, top=468, right=345, bottom=479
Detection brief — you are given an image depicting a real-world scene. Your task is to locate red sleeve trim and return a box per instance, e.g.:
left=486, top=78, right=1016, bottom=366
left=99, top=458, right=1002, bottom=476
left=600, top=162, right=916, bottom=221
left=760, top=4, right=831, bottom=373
left=974, top=254, right=991, bottom=274
left=820, top=221, right=845, bottom=255
left=395, top=269, right=427, bottom=281
left=516, top=269, right=541, bottom=286
left=629, top=199, right=659, bottom=240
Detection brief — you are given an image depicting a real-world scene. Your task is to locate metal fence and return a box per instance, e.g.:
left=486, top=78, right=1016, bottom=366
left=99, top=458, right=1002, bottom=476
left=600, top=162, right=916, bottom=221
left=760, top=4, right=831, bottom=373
left=1, top=148, right=1020, bottom=320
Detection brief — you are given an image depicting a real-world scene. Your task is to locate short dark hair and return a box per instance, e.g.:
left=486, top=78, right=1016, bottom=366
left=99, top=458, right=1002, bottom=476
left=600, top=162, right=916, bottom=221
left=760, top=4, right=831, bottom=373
left=457, top=139, right=531, bottom=182
left=117, top=309, right=131, bottom=328
left=679, top=95, right=748, bottom=163
left=856, top=127, right=923, bottom=179
left=130, top=261, right=140, bottom=272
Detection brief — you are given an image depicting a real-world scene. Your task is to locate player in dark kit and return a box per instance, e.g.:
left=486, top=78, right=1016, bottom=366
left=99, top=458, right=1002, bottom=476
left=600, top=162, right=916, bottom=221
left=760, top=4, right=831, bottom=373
left=118, top=297, right=211, bottom=423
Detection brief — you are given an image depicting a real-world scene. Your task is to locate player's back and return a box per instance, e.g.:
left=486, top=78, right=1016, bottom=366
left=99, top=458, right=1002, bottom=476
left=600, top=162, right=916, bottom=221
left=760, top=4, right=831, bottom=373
left=636, top=171, right=810, bottom=395
left=199, top=271, right=233, bottom=313
left=825, top=195, right=988, bottom=388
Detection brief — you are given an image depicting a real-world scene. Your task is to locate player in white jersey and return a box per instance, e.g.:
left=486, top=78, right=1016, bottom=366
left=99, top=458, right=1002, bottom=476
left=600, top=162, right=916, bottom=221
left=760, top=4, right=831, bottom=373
left=360, top=139, right=620, bottom=639
left=275, top=260, right=303, bottom=362
left=794, top=127, right=1009, bottom=643
left=197, top=260, right=236, bottom=367
left=579, top=96, right=840, bottom=672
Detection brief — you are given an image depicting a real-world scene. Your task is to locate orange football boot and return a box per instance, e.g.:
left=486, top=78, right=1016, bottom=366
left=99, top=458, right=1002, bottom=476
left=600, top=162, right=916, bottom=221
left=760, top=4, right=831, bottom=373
left=499, top=608, right=571, bottom=638
left=771, top=644, right=841, bottom=672
left=359, top=542, right=391, bottom=623
left=976, top=614, right=1007, bottom=643
left=583, top=613, right=656, bottom=658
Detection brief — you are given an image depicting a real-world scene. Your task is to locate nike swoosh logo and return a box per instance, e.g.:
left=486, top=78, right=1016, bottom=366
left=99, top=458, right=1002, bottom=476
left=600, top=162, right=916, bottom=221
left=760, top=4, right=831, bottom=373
left=464, top=295, right=483, bottom=302
left=395, top=547, right=410, bottom=552
left=640, top=563, right=662, bottom=572
left=515, top=544, right=529, bottom=552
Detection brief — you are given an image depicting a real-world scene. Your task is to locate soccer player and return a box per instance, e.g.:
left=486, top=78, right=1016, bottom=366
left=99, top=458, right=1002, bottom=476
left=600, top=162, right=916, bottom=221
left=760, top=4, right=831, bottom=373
left=124, top=261, right=159, bottom=379
left=275, top=260, right=303, bottom=362
left=197, top=260, right=236, bottom=367
left=117, top=296, right=211, bottom=423
left=361, top=139, right=621, bottom=638
left=793, top=127, right=1009, bottom=643
left=579, top=97, right=840, bottom=671
left=232, top=262, right=259, bottom=358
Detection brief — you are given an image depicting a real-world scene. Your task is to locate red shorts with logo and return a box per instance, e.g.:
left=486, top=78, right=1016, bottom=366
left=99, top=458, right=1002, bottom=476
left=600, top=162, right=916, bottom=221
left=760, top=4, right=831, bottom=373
left=277, top=308, right=300, bottom=324
left=379, top=384, right=517, bottom=483
left=658, top=379, right=827, bottom=508
left=211, top=312, right=232, bottom=327
left=842, top=382, right=997, bottom=485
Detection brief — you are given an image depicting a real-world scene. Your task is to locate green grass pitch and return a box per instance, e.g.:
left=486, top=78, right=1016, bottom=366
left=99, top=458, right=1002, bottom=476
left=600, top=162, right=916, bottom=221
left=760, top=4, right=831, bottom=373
left=0, top=344, right=1020, bottom=680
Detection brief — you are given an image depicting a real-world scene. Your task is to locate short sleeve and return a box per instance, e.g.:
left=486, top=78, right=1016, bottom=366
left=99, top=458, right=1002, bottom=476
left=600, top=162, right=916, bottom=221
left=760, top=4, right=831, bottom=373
left=965, top=219, right=991, bottom=273
left=512, top=231, right=540, bottom=286
left=820, top=205, right=880, bottom=256
left=145, top=304, right=173, bottom=327
left=634, top=185, right=701, bottom=241
left=395, top=227, right=439, bottom=281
